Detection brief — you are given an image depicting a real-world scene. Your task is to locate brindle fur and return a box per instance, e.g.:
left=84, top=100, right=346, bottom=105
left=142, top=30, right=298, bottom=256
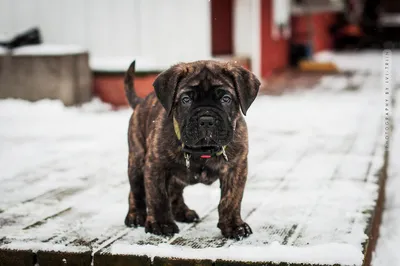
left=124, top=60, right=260, bottom=239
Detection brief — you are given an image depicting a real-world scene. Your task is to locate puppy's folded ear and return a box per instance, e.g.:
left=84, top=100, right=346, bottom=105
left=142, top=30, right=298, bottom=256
left=227, top=65, right=261, bottom=115
left=153, top=64, right=186, bottom=116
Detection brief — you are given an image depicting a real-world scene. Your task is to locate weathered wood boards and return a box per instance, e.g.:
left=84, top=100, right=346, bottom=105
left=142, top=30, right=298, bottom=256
left=0, top=45, right=92, bottom=106
left=0, top=72, right=389, bottom=266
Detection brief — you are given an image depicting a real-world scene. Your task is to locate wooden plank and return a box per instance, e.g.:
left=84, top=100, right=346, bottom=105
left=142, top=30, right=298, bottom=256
left=59, top=0, right=86, bottom=45
left=0, top=127, right=131, bottom=259
left=0, top=73, right=388, bottom=266
left=0, top=179, right=129, bottom=265
left=214, top=261, right=338, bottom=266
left=153, top=256, right=213, bottom=266
left=36, top=250, right=92, bottom=266
left=95, top=82, right=385, bottom=265
left=74, top=53, right=92, bottom=104
left=362, top=152, right=387, bottom=266
left=85, top=0, right=111, bottom=57
left=0, top=248, right=35, bottom=266
left=93, top=253, right=151, bottom=266
left=106, top=0, right=141, bottom=57
left=94, top=138, right=290, bottom=258
left=0, top=0, right=13, bottom=37
left=0, top=108, right=132, bottom=265
left=36, top=0, right=62, bottom=43
left=0, top=154, right=125, bottom=231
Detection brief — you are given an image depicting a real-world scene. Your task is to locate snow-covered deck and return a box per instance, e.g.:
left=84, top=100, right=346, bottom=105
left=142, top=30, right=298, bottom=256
left=0, top=61, right=391, bottom=265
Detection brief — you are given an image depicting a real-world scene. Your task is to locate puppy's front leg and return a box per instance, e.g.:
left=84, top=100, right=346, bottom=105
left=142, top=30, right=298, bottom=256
left=217, top=159, right=252, bottom=240
left=144, top=162, right=179, bottom=237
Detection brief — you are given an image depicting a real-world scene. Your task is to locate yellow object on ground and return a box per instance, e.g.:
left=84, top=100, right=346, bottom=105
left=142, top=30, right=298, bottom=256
left=299, top=60, right=339, bottom=73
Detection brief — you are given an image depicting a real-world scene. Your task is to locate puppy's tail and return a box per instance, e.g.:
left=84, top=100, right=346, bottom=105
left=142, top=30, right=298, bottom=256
left=124, top=60, right=143, bottom=109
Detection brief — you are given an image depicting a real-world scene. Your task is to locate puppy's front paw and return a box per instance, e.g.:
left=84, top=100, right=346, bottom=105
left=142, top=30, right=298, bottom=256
left=174, top=209, right=200, bottom=223
left=145, top=218, right=180, bottom=237
left=124, top=211, right=146, bottom=227
left=218, top=222, right=253, bottom=240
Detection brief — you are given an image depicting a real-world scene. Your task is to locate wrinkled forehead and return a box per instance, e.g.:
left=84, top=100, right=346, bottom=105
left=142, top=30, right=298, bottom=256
left=177, top=64, right=235, bottom=97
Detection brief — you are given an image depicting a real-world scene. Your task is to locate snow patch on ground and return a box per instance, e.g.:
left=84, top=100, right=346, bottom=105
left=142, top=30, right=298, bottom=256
left=314, top=50, right=400, bottom=73
left=8, top=44, right=87, bottom=56
left=0, top=83, right=381, bottom=265
left=0, top=47, right=7, bottom=55
left=2, top=242, right=91, bottom=253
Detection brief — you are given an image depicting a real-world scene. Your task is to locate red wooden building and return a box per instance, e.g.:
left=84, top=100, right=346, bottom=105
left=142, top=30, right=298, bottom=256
left=93, top=0, right=344, bottom=105
left=211, top=0, right=342, bottom=78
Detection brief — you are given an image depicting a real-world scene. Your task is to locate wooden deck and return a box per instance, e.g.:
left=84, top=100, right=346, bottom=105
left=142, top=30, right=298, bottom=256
left=0, top=72, right=389, bottom=266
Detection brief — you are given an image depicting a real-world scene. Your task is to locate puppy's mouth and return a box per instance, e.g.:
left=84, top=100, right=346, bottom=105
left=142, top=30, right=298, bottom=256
left=186, top=130, right=222, bottom=148
left=182, top=142, right=224, bottom=159
left=180, top=108, right=233, bottom=148
left=184, top=145, right=219, bottom=151
left=183, top=132, right=229, bottom=149
left=195, top=136, right=218, bottom=146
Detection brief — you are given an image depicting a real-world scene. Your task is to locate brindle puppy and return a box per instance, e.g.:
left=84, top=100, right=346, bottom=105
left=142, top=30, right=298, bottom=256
left=124, top=60, right=260, bottom=239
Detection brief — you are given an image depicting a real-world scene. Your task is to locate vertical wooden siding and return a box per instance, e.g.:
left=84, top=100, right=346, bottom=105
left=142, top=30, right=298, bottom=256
left=0, top=0, right=212, bottom=67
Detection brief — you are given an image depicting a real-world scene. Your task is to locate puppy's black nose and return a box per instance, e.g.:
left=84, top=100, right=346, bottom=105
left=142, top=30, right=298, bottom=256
left=199, top=116, right=215, bottom=127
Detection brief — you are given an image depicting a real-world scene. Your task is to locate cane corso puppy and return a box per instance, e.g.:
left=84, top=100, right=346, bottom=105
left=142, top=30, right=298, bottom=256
left=124, top=60, right=260, bottom=240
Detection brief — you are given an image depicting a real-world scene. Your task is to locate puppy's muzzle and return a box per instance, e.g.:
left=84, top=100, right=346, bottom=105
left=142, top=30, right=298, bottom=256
left=182, top=108, right=233, bottom=148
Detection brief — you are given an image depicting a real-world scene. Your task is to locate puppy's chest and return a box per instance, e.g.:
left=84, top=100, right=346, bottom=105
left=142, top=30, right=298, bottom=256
left=182, top=160, right=223, bottom=185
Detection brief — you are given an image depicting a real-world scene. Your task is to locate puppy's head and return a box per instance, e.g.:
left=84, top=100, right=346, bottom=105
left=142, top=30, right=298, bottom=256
left=153, top=60, right=260, bottom=148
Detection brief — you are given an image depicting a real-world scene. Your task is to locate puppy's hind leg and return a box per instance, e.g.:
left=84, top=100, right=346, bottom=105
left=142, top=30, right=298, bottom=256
left=169, top=179, right=199, bottom=223
left=124, top=152, right=147, bottom=227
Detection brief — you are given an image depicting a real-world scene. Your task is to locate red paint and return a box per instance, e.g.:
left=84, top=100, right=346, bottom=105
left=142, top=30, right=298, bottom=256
left=312, top=12, right=337, bottom=52
left=291, top=12, right=337, bottom=52
left=201, top=155, right=212, bottom=159
left=211, top=0, right=233, bottom=55
left=260, top=0, right=288, bottom=78
left=93, top=73, right=158, bottom=107
left=291, top=14, right=311, bottom=45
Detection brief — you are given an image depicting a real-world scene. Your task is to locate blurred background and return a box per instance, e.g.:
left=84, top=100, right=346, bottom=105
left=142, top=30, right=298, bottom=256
left=0, top=1, right=399, bottom=265
left=0, top=0, right=398, bottom=106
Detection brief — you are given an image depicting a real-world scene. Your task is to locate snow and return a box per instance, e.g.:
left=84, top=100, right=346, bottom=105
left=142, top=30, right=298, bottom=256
left=314, top=50, right=400, bottom=73
left=2, top=242, right=91, bottom=253
left=0, top=46, right=7, bottom=55
left=10, top=44, right=87, bottom=56
left=0, top=40, right=87, bottom=55
left=90, top=55, right=231, bottom=72
left=0, top=51, right=397, bottom=265
left=89, top=56, right=169, bottom=73
left=0, top=43, right=86, bottom=56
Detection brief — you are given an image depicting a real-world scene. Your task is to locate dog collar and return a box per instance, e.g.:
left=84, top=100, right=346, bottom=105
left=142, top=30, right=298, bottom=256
left=182, top=145, right=226, bottom=159
left=173, top=117, right=228, bottom=167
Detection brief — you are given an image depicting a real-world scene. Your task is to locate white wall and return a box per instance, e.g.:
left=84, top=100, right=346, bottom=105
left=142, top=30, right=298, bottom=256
left=233, top=0, right=260, bottom=77
left=0, top=0, right=212, bottom=70
left=233, top=0, right=252, bottom=57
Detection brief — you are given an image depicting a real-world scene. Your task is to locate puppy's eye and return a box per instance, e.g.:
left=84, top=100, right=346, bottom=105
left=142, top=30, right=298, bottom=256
left=181, top=95, right=192, bottom=105
left=220, top=95, right=232, bottom=104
